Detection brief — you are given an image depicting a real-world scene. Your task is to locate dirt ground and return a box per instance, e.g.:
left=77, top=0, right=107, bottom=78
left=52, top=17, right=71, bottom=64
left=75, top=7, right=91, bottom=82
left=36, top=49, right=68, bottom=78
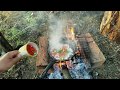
left=0, top=11, right=120, bottom=79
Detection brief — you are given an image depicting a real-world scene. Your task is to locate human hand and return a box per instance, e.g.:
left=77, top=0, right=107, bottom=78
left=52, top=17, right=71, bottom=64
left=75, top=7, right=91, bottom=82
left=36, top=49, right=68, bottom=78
left=0, top=50, right=22, bottom=73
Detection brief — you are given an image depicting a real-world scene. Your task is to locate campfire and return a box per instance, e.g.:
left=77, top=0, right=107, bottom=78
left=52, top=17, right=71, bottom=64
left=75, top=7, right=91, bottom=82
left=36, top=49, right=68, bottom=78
left=40, top=20, right=92, bottom=79
left=49, top=21, right=76, bottom=68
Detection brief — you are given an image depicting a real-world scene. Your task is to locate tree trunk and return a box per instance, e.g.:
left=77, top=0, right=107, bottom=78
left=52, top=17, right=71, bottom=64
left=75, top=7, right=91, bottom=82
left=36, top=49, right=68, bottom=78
left=0, top=32, right=13, bottom=52
left=100, top=11, right=120, bottom=44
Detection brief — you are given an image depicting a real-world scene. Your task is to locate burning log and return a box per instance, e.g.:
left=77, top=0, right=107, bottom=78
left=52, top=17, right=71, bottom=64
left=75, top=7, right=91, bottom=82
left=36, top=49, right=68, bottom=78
left=64, top=21, right=76, bottom=41
left=46, top=57, right=91, bottom=79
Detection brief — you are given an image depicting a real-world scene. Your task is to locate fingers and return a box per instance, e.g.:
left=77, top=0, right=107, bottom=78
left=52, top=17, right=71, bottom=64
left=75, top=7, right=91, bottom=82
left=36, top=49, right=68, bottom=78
left=8, top=50, right=19, bottom=58
left=7, top=50, right=22, bottom=64
left=12, top=53, right=22, bottom=64
left=0, top=50, right=23, bottom=72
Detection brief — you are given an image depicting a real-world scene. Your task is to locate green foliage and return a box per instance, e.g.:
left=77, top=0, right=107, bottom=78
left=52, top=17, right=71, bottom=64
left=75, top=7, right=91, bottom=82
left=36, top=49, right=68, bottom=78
left=0, top=11, right=49, bottom=48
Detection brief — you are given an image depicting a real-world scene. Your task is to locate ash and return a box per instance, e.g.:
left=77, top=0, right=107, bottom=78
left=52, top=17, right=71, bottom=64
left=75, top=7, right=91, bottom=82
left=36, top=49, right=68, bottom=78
left=47, top=57, right=92, bottom=79
left=48, top=71, right=64, bottom=79
left=69, top=59, right=91, bottom=79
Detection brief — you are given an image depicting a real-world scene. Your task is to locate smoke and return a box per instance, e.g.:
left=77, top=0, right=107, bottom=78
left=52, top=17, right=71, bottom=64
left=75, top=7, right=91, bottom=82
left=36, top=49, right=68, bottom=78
left=48, top=14, right=67, bottom=50
left=48, top=13, right=77, bottom=52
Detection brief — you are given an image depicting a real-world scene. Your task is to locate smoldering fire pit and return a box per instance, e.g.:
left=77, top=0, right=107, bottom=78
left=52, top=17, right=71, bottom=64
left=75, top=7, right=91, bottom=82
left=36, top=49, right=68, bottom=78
left=36, top=20, right=105, bottom=79
left=47, top=46, right=92, bottom=79
left=39, top=33, right=92, bottom=79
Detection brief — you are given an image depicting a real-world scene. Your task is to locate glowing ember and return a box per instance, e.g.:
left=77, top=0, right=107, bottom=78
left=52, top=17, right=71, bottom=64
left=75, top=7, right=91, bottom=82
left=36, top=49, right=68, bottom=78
left=27, top=44, right=37, bottom=56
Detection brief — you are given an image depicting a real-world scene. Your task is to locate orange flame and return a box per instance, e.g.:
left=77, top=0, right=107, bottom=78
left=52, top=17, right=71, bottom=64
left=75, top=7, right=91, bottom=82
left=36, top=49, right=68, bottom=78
left=70, top=27, right=75, bottom=40
left=58, top=60, right=66, bottom=69
left=59, top=60, right=62, bottom=69
left=70, top=27, right=74, bottom=35
left=64, top=22, right=75, bottom=41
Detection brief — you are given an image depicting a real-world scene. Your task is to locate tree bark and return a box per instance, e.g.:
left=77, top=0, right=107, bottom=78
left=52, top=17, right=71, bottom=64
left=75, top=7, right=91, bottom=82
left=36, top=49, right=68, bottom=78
left=100, top=11, right=120, bottom=44
left=0, top=32, right=13, bottom=52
